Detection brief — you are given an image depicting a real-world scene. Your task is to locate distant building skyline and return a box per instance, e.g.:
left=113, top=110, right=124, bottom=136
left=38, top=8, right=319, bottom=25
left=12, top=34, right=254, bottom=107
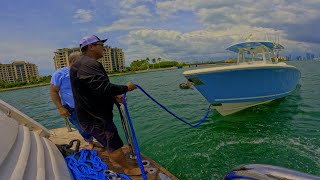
left=285, top=52, right=319, bottom=61
left=0, top=61, right=39, bottom=83
left=53, top=46, right=125, bottom=73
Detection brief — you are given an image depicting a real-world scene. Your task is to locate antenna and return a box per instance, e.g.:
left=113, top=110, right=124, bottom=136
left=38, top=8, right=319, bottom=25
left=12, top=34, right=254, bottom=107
left=276, top=31, right=280, bottom=59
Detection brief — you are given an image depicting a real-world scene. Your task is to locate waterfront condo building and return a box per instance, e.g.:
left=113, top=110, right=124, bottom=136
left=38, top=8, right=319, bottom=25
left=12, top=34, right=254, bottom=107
left=0, top=61, right=39, bottom=83
left=53, top=46, right=125, bottom=73
left=53, top=48, right=80, bottom=69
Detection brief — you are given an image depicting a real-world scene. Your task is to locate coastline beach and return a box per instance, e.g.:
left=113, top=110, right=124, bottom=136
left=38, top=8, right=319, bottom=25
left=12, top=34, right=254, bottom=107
left=0, top=67, right=180, bottom=92
left=0, top=63, right=225, bottom=92
left=0, top=82, right=50, bottom=92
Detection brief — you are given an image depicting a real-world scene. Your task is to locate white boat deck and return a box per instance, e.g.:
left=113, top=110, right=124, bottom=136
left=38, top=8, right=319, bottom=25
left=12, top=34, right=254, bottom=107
left=0, top=110, right=73, bottom=180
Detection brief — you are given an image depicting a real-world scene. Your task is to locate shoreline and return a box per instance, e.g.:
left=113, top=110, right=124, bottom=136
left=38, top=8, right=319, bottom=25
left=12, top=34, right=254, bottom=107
left=109, top=66, right=178, bottom=76
left=0, top=66, right=189, bottom=92
left=0, top=83, right=50, bottom=92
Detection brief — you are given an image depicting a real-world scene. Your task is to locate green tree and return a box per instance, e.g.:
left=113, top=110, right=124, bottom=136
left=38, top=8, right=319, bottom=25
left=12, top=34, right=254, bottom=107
left=130, top=59, right=149, bottom=71
left=152, top=58, right=156, bottom=69
left=157, top=57, right=161, bottom=68
left=146, top=57, right=150, bottom=69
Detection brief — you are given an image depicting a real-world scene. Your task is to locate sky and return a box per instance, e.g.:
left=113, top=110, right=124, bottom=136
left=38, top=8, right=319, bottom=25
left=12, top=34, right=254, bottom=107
left=0, top=0, right=320, bottom=75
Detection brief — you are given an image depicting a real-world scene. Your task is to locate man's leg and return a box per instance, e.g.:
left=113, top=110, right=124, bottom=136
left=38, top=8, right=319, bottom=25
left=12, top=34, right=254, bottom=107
left=67, top=108, right=94, bottom=148
left=90, top=123, right=144, bottom=176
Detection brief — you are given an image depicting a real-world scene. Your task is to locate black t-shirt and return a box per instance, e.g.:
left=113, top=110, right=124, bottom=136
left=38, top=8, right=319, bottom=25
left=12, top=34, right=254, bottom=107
left=70, top=55, right=128, bottom=127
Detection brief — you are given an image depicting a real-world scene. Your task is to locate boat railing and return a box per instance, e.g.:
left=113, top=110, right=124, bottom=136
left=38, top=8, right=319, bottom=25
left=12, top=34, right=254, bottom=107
left=0, top=99, right=50, bottom=137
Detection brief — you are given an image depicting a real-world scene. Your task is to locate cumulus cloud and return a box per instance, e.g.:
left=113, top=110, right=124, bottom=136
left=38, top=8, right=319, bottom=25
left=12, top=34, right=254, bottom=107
left=119, top=23, right=320, bottom=64
left=73, top=9, right=93, bottom=23
left=156, top=0, right=320, bottom=45
left=156, top=0, right=235, bottom=18
left=97, top=0, right=152, bottom=33
left=119, top=28, right=241, bottom=62
left=122, top=5, right=152, bottom=16
left=117, top=0, right=152, bottom=16
left=97, top=18, right=146, bottom=33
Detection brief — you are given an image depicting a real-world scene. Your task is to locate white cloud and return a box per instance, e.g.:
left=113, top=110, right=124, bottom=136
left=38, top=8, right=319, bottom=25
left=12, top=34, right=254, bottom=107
left=97, top=18, right=146, bottom=33
left=73, top=9, right=93, bottom=23
left=119, top=24, right=320, bottom=64
left=156, top=0, right=320, bottom=26
left=122, top=5, right=152, bottom=16
left=155, top=0, right=234, bottom=18
left=117, top=0, right=152, bottom=16
left=97, top=2, right=152, bottom=33
left=119, top=28, right=235, bottom=62
left=119, top=0, right=137, bottom=9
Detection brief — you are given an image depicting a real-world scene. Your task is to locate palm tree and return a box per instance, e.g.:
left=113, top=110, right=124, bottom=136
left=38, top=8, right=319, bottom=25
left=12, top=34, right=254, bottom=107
left=157, top=57, right=161, bottom=68
left=152, top=58, right=156, bottom=69
left=146, top=57, right=150, bottom=70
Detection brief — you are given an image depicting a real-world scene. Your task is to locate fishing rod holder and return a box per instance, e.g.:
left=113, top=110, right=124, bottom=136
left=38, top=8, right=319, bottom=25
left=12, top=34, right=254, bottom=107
left=118, top=103, right=137, bottom=159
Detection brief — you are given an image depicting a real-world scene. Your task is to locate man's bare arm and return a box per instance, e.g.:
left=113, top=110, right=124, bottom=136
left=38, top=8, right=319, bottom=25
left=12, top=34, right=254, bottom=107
left=49, top=84, right=70, bottom=117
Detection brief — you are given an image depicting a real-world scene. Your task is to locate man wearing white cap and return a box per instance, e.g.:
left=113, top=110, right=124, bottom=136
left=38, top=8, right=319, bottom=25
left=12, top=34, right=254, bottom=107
left=70, top=35, right=141, bottom=175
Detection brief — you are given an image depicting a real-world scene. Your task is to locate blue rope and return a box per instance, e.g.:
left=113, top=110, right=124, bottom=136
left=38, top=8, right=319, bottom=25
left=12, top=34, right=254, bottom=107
left=66, top=84, right=212, bottom=180
left=66, top=149, right=131, bottom=180
left=119, top=84, right=212, bottom=180
left=122, top=93, right=148, bottom=180
left=134, top=84, right=212, bottom=127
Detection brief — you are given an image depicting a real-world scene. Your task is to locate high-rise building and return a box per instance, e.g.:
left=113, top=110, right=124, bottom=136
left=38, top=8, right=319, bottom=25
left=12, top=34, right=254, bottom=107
left=53, top=46, right=125, bottom=73
left=111, top=48, right=125, bottom=72
left=100, top=46, right=113, bottom=73
left=53, top=48, right=80, bottom=70
left=0, top=61, right=39, bottom=83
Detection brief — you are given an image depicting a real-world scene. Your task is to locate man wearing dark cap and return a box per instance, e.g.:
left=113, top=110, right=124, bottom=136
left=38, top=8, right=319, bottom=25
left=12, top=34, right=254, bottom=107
left=70, top=35, right=140, bottom=175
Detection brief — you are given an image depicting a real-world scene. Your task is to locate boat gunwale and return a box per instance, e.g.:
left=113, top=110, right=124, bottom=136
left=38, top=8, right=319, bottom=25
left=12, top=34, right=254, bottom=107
left=183, top=63, right=299, bottom=76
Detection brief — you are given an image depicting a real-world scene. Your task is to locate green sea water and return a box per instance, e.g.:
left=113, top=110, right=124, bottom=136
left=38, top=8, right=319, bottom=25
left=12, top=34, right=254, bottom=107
left=1, top=61, right=319, bottom=179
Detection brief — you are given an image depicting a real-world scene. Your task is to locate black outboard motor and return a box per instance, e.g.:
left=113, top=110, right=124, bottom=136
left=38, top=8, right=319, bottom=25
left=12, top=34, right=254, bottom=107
left=224, top=164, right=320, bottom=180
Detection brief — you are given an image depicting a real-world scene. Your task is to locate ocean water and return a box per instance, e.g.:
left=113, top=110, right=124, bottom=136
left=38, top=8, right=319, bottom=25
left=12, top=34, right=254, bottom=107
left=1, top=61, right=319, bottom=179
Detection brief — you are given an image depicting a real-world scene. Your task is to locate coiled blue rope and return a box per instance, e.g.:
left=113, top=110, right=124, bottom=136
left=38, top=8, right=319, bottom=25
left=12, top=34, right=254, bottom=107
left=66, top=149, right=131, bottom=180
left=134, top=84, right=212, bottom=127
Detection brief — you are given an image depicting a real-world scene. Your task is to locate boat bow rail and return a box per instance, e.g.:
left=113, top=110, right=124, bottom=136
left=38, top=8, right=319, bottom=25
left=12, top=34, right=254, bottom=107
left=183, top=63, right=297, bottom=76
left=0, top=99, right=50, bottom=137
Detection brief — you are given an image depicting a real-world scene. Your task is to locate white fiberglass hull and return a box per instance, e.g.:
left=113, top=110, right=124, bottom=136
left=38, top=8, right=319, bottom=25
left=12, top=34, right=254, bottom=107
left=213, top=100, right=272, bottom=116
left=183, top=62, right=300, bottom=115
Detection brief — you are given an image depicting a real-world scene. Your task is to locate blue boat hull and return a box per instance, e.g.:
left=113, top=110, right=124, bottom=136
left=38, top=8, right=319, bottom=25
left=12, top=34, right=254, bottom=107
left=185, top=66, right=301, bottom=104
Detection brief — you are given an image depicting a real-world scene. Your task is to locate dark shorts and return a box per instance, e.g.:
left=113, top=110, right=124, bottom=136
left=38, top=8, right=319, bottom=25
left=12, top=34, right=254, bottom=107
left=63, top=105, right=93, bottom=142
left=82, top=122, right=123, bottom=152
